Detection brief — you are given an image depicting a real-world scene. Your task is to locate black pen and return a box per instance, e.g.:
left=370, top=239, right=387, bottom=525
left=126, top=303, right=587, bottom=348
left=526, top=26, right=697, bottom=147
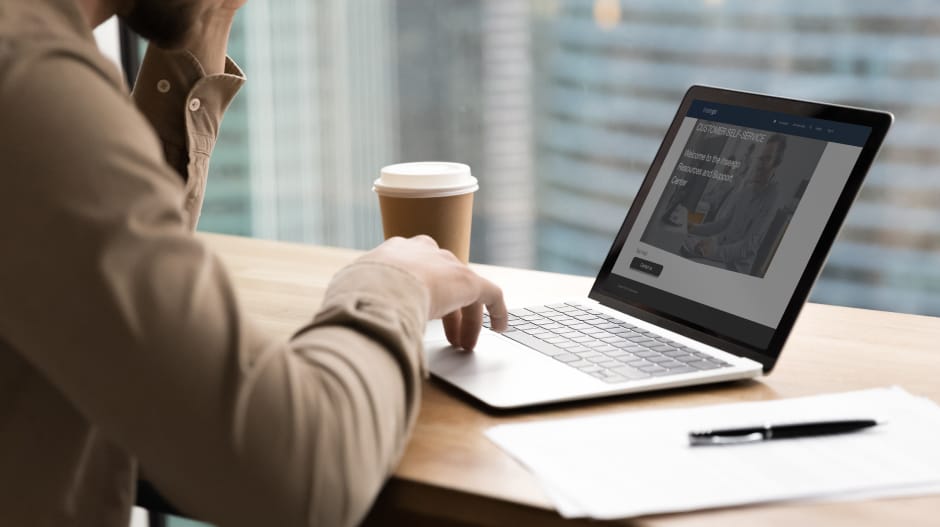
left=689, top=419, right=881, bottom=446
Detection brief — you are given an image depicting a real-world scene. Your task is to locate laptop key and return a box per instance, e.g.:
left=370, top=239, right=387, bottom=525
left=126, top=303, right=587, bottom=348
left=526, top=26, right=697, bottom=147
left=617, top=344, right=648, bottom=353
left=527, top=305, right=554, bottom=314
left=658, top=361, right=685, bottom=369
left=650, top=369, right=679, bottom=377
left=501, top=331, right=568, bottom=357
left=610, top=366, right=652, bottom=379
left=665, top=365, right=697, bottom=374
left=553, top=353, right=581, bottom=363
left=526, top=329, right=552, bottom=338
left=688, top=360, right=722, bottom=370
left=673, top=354, right=698, bottom=363
left=568, top=360, right=594, bottom=369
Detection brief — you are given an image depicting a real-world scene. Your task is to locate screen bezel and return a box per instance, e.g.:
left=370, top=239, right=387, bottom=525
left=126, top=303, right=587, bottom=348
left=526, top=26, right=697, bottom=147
left=589, top=85, right=893, bottom=372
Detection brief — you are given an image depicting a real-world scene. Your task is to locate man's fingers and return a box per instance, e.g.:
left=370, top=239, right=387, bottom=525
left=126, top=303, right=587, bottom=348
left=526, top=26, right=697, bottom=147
left=458, top=303, right=484, bottom=351
left=442, top=311, right=461, bottom=348
left=479, top=276, right=508, bottom=333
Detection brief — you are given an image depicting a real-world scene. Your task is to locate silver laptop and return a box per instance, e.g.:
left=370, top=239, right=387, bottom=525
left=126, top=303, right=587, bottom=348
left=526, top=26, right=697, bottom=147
left=426, top=85, right=892, bottom=409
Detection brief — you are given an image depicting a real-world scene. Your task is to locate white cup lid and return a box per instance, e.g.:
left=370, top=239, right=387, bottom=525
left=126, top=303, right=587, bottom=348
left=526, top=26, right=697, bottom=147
left=373, top=162, right=478, bottom=198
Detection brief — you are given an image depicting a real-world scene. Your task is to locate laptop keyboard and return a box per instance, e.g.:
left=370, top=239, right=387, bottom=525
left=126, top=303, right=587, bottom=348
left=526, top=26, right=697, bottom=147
left=482, top=303, right=731, bottom=384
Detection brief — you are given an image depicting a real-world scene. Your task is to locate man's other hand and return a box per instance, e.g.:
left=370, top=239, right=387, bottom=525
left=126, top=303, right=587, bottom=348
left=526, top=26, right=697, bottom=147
left=358, top=236, right=508, bottom=350
left=179, top=0, right=248, bottom=75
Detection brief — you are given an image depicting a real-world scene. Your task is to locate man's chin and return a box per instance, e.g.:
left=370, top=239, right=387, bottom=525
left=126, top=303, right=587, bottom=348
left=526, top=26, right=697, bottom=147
left=123, top=22, right=191, bottom=49
left=120, top=0, right=199, bottom=50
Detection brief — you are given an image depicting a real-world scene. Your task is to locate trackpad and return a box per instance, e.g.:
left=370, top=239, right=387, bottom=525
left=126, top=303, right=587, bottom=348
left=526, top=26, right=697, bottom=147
left=426, top=330, right=545, bottom=378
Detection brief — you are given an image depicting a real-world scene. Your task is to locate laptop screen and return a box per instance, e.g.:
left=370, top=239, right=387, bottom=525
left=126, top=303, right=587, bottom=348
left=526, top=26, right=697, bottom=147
left=595, top=94, right=875, bottom=353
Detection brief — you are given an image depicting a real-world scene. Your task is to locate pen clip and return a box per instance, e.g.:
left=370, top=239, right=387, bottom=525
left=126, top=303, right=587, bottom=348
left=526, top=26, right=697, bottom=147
left=689, top=431, right=765, bottom=446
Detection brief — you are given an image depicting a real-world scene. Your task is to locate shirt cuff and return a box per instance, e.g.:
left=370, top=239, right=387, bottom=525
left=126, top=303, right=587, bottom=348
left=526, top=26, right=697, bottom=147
left=302, top=261, right=431, bottom=395
left=132, top=45, right=246, bottom=179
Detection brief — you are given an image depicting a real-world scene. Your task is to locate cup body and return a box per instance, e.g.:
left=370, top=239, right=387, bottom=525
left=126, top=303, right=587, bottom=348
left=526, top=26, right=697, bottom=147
left=374, top=162, right=478, bottom=263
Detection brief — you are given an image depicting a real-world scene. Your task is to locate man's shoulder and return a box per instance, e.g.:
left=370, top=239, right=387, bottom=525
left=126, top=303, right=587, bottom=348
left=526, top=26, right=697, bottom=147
left=0, top=37, right=172, bottom=198
left=0, top=39, right=123, bottom=96
left=0, top=47, right=153, bottom=146
left=0, top=0, right=125, bottom=98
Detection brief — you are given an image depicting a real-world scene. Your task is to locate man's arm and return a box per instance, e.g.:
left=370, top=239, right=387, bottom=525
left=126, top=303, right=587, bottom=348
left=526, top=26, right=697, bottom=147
left=0, top=53, right=503, bottom=527
left=131, top=3, right=242, bottom=231
left=131, top=45, right=243, bottom=231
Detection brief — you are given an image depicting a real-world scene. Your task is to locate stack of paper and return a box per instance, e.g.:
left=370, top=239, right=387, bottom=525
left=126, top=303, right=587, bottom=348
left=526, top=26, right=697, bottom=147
left=485, top=387, right=940, bottom=519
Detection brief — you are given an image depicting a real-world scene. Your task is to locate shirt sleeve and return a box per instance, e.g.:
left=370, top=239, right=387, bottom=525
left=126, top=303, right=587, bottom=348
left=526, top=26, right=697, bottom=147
left=0, top=51, right=427, bottom=527
left=131, top=45, right=245, bottom=231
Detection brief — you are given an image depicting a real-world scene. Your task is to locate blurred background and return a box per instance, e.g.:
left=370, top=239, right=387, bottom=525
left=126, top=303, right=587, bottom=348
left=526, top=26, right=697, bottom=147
left=127, top=0, right=940, bottom=318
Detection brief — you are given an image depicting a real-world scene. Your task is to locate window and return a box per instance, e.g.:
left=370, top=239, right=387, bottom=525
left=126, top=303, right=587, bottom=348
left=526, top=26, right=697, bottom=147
left=184, top=0, right=940, bottom=317
left=93, top=17, right=122, bottom=69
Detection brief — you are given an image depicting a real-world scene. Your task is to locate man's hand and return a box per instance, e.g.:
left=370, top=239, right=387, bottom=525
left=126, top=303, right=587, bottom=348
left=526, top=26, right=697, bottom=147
left=181, top=0, right=248, bottom=75
left=357, top=236, right=508, bottom=351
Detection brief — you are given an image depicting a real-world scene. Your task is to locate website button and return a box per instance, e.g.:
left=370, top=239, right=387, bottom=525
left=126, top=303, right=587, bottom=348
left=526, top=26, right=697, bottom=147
left=630, top=257, right=664, bottom=277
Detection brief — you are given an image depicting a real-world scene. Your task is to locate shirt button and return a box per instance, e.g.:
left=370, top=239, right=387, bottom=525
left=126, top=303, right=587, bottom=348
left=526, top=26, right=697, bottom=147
left=189, top=98, right=202, bottom=112
left=156, top=79, right=171, bottom=93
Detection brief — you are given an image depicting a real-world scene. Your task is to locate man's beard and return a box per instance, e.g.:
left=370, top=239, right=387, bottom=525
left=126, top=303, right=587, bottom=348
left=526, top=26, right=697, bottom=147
left=121, top=0, right=202, bottom=49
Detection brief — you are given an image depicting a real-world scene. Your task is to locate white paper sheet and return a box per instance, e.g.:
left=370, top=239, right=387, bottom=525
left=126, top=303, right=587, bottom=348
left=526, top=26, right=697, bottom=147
left=486, top=387, right=940, bottom=519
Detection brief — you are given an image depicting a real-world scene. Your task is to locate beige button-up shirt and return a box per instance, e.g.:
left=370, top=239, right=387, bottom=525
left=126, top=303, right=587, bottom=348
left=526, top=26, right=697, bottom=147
left=0, top=1, right=428, bottom=526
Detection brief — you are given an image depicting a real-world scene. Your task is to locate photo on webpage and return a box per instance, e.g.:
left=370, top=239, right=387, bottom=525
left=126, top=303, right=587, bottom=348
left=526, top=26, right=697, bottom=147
left=640, top=120, right=827, bottom=278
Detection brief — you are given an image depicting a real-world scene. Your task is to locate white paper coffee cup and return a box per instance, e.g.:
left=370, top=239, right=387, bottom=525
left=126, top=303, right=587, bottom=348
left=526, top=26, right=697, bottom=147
left=373, top=162, right=478, bottom=263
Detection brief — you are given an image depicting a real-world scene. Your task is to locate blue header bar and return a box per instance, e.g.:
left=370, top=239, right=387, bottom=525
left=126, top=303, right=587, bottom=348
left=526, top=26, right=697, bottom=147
left=687, top=100, right=871, bottom=147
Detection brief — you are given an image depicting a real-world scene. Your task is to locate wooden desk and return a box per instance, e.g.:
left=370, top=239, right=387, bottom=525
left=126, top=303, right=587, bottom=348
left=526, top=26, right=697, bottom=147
left=201, top=232, right=940, bottom=527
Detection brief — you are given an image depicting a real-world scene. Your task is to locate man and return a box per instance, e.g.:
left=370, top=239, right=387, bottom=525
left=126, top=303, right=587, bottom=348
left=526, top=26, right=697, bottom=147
left=686, top=134, right=787, bottom=274
left=0, top=0, right=507, bottom=526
